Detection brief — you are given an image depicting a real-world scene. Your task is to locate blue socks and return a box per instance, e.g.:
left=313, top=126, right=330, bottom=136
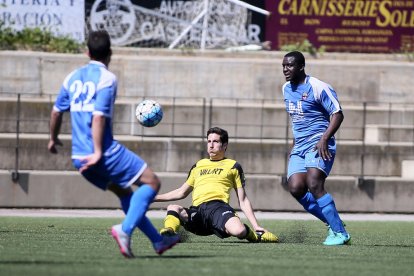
left=119, top=189, right=162, bottom=243
left=317, top=193, right=347, bottom=234
left=119, top=193, right=132, bottom=214
left=121, top=185, right=161, bottom=242
left=137, top=216, right=162, bottom=243
left=299, top=192, right=327, bottom=223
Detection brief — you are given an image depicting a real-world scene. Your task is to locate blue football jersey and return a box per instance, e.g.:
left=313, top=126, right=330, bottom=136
left=283, top=75, right=342, bottom=146
left=53, top=61, right=119, bottom=158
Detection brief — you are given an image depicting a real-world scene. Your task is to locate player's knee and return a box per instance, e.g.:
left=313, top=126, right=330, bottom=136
left=307, top=177, right=325, bottom=195
left=147, top=175, right=161, bottom=192
left=166, top=205, right=187, bottom=222
left=166, top=204, right=182, bottom=213
left=225, top=218, right=246, bottom=238
left=289, top=183, right=307, bottom=199
left=233, top=224, right=247, bottom=238
left=137, top=168, right=161, bottom=191
left=108, top=184, right=132, bottom=198
left=288, top=178, right=307, bottom=199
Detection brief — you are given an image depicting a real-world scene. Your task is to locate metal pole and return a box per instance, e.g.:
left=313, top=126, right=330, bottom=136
left=282, top=111, right=290, bottom=186
left=12, top=94, right=20, bottom=182
left=387, top=102, right=391, bottom=146
left=358, top=102, right=367, bottom=185
left=235, top=98, right=239, bottom=139
left=169, top=8, right=207, bottom=49
left=412, top=103, right=414, bottom=145
left=202, top=97, right=206, bottom=138
left=260, top=99, right=264, bottom=139
left=227, top=0, right=271, bottom=16
left=172, top=97, right=176, bottom=137
left=200, top=0, right=210, bottom=50
left=208, top=98, right=213, bottom=130
left=205, top=98, right=213, bottom=159
left=201, top=97, right=207, bottom=158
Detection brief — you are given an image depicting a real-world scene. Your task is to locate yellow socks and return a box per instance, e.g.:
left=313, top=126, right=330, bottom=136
left=160, top=210, right=181, bottom=234
left=243, top=224, right=259, bottom=242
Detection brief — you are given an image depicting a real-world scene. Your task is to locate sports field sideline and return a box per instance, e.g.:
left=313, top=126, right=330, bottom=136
left=1, top=208, right=413, bottom=221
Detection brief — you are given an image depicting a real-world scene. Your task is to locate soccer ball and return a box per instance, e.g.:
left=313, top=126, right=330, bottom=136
left=135, top=99, right=163, bottom=127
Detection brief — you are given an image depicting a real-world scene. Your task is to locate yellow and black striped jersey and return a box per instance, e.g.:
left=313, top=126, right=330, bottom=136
left=186, top=158, right=246, bottom=206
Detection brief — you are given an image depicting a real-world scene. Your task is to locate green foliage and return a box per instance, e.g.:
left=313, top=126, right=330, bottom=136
left=0, top=22, right=83, bottom=53
left=400, top=43, right=414, bottom=62
left=281, top=39, right=326, bottom=57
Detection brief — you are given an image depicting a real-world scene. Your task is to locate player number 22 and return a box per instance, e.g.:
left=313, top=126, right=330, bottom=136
left=70, top=80, right=96, bottom=111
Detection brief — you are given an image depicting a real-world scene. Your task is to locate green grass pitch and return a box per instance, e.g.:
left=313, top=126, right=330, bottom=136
left=0, top=217, right=413, bottom=276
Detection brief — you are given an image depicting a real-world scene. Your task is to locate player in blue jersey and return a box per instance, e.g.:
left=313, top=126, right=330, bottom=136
left=281, top=51, right=350, bottom=246
left=47, top=30, right=179, bottom=258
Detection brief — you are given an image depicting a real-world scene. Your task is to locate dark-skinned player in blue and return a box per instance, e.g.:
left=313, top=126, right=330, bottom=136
left=282, top=51, right=350, bottom=245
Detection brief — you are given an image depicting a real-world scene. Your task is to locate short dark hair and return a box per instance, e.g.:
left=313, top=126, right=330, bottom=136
left=284, top=51, right=305, bottom=67
left=87, top=30, right=111, bottom=61
left=207, top=127, right=228, bottom=145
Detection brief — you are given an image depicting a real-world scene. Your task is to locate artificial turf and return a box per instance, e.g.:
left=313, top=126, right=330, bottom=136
left=0, top=217, right=413, bottom=276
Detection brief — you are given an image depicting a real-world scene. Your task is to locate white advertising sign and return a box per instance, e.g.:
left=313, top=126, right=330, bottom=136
left=0, top=0, right=85, bottom=42
left=89, top=0, right=262, bottom=48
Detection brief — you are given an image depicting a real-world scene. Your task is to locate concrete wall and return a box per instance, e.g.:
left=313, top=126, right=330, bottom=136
left=1, top=49, right=414, bottom=103
left=1, top=134, right=413, bottom=177
left=1, top=49, right=414, bottom=212
left=1, top=171, right=413, bottom=213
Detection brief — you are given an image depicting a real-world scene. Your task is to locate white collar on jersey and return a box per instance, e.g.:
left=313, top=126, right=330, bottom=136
left=89, top=60, right=106, bottom=68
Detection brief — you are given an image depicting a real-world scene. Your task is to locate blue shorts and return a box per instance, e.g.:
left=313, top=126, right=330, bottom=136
left=72, top=145, right=147, bottom=190
left=287, top=149, right=335, bottom=180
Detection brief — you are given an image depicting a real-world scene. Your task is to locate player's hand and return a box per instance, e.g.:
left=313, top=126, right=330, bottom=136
left=314, top=138, right=331, bottom=161
left=79, top=153, right=102, bottom=173
left=48, top=139, right=63, bottom=154
left=254, top=226, right=268, bottom=233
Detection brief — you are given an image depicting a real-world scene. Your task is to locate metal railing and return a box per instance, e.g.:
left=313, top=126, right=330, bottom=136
left=1, top=93, right=414, bottom=180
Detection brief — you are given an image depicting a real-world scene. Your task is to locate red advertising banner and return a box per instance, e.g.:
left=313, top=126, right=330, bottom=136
left=265, top=0, right=414, bottom=53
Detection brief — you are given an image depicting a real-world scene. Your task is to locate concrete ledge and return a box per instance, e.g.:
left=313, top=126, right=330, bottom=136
left=365, top=124, right=414, bottom=143
left=402, top=160, right=414, bottom=178
left=1, top=50, right=414, bottom=103
left=0, top=171, right=413, bottom=213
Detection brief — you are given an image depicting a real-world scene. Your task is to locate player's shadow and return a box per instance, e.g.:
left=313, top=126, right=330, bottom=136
left=188, top=240, right=250, bottom=245
left=277, top=221, right=310, bottom=244
left=0, top=260, right=73, bottom=265
left=12, top=172, right=29, bottom=194
left=359, top=244, right=414, bottom=248
left=137, top=255, right=215, bottom=259
left=0, top=230, right=26, bottom=233
left=357, top=178, right=376, bottom=199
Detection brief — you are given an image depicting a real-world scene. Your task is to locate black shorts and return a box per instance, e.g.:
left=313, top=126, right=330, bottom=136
left=183, top=200, right=237, bottom=239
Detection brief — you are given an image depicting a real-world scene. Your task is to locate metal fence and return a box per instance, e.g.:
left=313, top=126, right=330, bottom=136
left=1, top=94, right=414, bottom=180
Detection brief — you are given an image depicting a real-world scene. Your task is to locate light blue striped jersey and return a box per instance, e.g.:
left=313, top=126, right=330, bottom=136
left=282, top=75, right=342, bottom=147
left=53, top=61, right=119, bottom=158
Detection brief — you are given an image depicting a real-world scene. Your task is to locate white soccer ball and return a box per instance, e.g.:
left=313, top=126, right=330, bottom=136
left=135, top=99, right=163, bottom=127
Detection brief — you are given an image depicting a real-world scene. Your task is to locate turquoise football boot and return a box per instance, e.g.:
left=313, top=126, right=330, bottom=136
left=323, top=232, right=351, bottom=246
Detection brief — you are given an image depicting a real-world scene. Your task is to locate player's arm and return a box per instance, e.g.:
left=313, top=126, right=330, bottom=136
left=48, top=109, right=63, bottom=154
left=315, top=111, right=344, bottom=161
left=154, top=182, right=193, bottom=202
left=235, top=187, right=265, bottom=232
left=91, top=114, right=106, bottom=158
left=79, top=114, right=106, bottom=172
